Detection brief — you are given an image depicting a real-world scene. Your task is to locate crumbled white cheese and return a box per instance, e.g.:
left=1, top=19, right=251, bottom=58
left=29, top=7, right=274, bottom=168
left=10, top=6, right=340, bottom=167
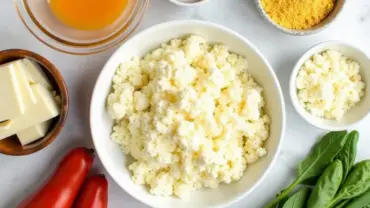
left=107, top=35, right=270, bottom=199
left=296, top=50, right=365, bottom=120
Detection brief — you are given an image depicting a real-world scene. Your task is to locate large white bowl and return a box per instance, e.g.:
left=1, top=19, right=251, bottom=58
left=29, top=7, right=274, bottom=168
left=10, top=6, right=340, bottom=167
left=90, top=20, right=286, bottom=208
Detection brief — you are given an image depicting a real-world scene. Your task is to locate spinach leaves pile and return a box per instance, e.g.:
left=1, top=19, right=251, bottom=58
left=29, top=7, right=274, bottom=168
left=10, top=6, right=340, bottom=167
left=265, top=130, right=370, bottom=208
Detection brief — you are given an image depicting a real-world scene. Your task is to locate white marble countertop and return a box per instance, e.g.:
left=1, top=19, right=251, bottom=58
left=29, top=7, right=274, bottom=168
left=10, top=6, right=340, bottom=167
left=1, top=0, right=370, bottom=207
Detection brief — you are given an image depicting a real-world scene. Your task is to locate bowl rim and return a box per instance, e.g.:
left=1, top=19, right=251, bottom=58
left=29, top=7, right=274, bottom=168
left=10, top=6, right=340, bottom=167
left=90, top=19, right=286, bottom=208
left=13, top=0, right=149, bottom=55
left=254, top=0, right=348, bottom=36
left=289, top=40, right=370, bottom=131
left=168, top=0, right=209, bottom=7
left=0, top=49, right=69, bottom=155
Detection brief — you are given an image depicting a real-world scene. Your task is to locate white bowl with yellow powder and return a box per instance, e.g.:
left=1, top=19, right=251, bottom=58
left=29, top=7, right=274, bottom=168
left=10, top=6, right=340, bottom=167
left=255, top=0, right=347, bottom=35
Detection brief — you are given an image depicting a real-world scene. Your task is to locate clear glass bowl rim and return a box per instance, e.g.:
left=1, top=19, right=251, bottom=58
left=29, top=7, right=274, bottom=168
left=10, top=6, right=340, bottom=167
left=14, top=0, right=150, bottom=55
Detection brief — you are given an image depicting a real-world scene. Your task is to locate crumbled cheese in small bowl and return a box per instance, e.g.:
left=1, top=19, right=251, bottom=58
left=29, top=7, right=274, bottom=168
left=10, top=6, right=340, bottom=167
left=90, top=20, right=285, bottom=208
left=290, top=41, right=370, bottom=130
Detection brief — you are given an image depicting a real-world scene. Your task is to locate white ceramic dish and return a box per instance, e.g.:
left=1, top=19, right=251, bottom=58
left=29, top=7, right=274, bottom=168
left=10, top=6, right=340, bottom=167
left=90, top=20, right=285, bottom=208
left=168, top=0, right=209, bottom=7
left=254, top=0, right=347, bottom=36
left=290, top=41, right=370, bottom=131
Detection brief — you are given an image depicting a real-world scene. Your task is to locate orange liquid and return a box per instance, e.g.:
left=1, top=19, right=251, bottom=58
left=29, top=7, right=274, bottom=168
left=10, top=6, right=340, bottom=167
left=49, top=0, right=129, bottom=31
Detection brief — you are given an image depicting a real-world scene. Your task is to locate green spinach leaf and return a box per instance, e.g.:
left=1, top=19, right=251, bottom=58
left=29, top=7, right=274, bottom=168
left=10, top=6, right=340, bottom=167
left=301, top=176, right=319, bottom=186
left=345, top=189, right=370, bottom=208
left=328, top=160, right=370, bottom=207
left=282, top=187, right=311, bottom=208
left=264, top=131, right=348, bottom=208
left=297, top=131, right=348, bottom=180
left=335, top=130, right=359, bottom=180
left=335, top=200, right=349, bottom=208
left=277, top=196, right=289, bottom=208
left=307, top=160, right=343, bottom=208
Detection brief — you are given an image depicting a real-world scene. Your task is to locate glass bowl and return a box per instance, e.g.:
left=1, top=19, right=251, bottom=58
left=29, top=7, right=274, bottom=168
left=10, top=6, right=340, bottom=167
left=14, top=0, right=149, bottom=55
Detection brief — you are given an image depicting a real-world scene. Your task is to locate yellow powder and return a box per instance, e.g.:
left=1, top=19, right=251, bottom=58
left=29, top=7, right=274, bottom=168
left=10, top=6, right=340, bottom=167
left=261, top=0, right=336, bottom=30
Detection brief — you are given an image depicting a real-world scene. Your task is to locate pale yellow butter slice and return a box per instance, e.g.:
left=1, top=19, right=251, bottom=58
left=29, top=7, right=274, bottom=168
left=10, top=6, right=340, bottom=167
left=17, top=120, right=52, bottom=145
left=0, top=83, right=60, bottom=140
left=0, top=62, right=25, bottom=122
left=0, top=120, right=12, bottom=130
left=22, top=59, right=52, bottom=89
left=13, top=60, right=37, bottom=104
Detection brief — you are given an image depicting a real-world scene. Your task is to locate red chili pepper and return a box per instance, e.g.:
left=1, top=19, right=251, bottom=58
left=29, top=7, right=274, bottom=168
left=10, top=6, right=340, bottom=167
left=75, top=174, right=108, bottom=208
left=18, top=147, right=94, bottom=208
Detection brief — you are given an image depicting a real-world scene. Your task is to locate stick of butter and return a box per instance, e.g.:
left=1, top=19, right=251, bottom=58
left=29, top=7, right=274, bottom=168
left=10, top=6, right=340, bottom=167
left=13, top=60, right=37, bottom=104
left=0, top=62, right=25, bottom=122
left=22, top=58, right=52, bottom=89
left=17, top=120, right=52, bottom=145
left=0, top=83, right=60, bottom=140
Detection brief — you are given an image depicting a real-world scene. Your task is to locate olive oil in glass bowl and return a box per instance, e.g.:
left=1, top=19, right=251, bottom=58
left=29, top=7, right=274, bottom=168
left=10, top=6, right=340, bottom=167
left=14, top=0, right=149, bottom=55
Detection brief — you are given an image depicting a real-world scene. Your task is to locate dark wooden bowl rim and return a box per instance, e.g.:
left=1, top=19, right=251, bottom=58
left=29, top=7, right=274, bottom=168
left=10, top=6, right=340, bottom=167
left=0, top=49, right=69, bottom=156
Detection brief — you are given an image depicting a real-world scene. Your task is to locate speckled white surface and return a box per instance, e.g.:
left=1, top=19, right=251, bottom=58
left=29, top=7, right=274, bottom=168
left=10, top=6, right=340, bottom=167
left=1, top=0, right=370, bottom=207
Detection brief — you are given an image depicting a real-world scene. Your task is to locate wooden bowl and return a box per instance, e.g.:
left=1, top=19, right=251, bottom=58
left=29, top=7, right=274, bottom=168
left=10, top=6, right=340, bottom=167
left=0, top=49, right=68, bottom=155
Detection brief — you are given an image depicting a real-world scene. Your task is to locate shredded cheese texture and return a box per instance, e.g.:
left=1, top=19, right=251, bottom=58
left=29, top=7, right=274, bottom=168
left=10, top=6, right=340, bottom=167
left=261, top=0, right=335, bottom=30
left=296, top=50, right=365, bottom=120
left=107, top=35, right=270, bottom=198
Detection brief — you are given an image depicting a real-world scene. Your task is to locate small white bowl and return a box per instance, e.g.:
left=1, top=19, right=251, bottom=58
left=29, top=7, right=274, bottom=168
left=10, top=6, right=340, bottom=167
left=90, top=20, right=285, bottom=208
left=168, top=0, right=209, bottom=7
left=290, top=41, right=370, bottom=130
